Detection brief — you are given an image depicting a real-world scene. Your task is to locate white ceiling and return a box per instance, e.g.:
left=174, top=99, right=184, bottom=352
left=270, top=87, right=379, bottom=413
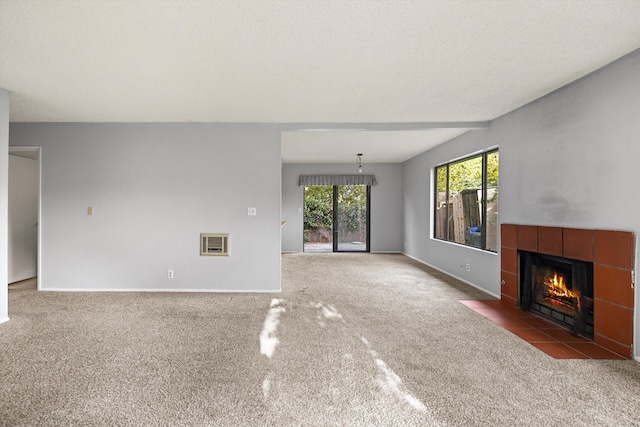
left=2, top=1, right=640, bottom=163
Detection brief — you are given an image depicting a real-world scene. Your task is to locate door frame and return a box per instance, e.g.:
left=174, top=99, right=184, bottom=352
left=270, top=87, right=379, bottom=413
left=303, top=184, right=371, bottom=253
left=8, top=146, right=42, bottom=290
left=332, top=185, right=371, bottom=253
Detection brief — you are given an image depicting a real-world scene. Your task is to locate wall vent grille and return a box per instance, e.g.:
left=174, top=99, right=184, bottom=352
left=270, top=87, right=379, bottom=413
left=200, top=233, right=229, bottom=256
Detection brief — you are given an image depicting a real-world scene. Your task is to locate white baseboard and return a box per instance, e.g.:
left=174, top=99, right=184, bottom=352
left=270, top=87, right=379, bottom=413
left=402, top=252, right=500, bottom=299
left=634, top=355, right=640, bottom=363
left=370, top=251, right=403, bottom=254
left=39, top=288, right=282, bottom=293
left=0, top=317, right=9, bottom=324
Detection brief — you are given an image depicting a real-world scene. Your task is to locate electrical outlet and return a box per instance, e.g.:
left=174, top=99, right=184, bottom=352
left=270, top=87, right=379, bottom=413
left=466, top=264, right=471, bottom=271
left=87, top=206, right=94, bottom=216
left=168, top=270, right=174, bottom=279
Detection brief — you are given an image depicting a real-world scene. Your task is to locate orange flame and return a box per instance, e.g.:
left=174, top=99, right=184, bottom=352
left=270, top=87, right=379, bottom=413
left=544, top=271, right=581, bottom=312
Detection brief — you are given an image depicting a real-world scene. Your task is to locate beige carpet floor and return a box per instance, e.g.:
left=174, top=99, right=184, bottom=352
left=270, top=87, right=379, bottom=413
left=1, top=253, right=640, bottom=426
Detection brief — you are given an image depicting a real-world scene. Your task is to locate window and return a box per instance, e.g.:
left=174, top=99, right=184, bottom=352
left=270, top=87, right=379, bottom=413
left=434, top=149, right=498, bottom=252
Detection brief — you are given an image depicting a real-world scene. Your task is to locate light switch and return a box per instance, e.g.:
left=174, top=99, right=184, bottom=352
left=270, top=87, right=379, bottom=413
left=87, top=207, right=94, bottom=216
left=248, top=207, right=257, bottom=216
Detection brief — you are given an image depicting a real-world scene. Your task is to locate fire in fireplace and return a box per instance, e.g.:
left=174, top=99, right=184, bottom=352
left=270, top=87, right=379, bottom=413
left=519, top=251, right=594, bottom=337
left=540, top=268, right=578, bottom=313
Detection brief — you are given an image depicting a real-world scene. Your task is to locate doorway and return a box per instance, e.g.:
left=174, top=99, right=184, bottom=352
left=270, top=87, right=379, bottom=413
left=303, top=185, right=370, bottom=253
left=8, top=146, right=41, bottom=290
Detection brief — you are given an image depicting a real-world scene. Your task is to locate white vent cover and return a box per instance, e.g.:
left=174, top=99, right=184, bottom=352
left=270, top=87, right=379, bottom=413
left=200, top=233, right=229, bottom=256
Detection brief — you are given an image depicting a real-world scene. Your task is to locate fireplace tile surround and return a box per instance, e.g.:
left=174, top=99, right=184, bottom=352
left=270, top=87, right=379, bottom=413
left=501, top=224, right=635, bottom=359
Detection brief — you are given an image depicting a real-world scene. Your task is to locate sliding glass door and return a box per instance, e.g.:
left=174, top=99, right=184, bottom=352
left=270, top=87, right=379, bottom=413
left=334, top=185, right=369, bottom=252
left=303, top=185, right=334, bottom=253
left=304, top=185, right=370, bottom=253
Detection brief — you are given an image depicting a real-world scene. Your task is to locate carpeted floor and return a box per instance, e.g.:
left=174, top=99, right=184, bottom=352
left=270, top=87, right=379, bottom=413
left=1, top=253, right=640, bottom=426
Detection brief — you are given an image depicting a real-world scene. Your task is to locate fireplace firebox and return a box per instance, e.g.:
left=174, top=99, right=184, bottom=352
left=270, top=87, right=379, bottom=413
left=519, top=251, right=594, bottom=337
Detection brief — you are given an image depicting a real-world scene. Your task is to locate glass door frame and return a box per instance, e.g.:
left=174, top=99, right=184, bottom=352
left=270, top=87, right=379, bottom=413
left=332, top=185, right=371, bottom=253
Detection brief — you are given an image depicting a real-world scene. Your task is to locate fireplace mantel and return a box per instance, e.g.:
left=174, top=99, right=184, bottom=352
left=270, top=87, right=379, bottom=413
left=501, top=224, right=635, bottom=359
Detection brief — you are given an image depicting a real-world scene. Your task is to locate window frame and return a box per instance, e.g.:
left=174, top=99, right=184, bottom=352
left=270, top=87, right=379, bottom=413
left=433, top=148, right=498, bottom=252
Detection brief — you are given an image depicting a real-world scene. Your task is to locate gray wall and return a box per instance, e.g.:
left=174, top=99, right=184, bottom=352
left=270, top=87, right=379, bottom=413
left=0, top=88, right=9, bottom=322
left=282, top=163, right=403, bottom=253
left=8, top=155, right=39, bottom=283
left=403, top=131, right=500, bottom=296
left=403, top=48, right=640, bottom=356
left=9, top=123, right=282, bottom=292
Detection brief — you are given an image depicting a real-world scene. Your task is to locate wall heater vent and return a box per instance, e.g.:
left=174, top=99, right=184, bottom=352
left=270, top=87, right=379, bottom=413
left=200, top=233, right=229, bottom=256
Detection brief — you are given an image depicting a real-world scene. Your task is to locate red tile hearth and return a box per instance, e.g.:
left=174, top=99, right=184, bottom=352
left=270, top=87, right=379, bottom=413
left=460, top=300, right=625, bottom=360
left=500, top=224, right=635, bottom=359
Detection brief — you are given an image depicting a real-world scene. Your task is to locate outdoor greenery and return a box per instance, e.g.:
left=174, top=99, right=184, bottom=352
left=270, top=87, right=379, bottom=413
left=436, top=151, right=499, bottom=194
left=336, top=185, right=367, bottom=233
left=304, top=185, right=367, bottom=243
left=304, top=186, right=333, bottom=230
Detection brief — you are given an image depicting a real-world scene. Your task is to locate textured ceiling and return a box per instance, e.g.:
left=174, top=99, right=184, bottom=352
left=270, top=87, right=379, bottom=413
left=2, top=0, right=640, bottom=163
left=282, top=128, right=471, bottom=164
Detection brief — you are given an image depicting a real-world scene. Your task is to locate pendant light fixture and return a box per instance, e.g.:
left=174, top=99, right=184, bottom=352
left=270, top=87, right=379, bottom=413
left=357, top=153, right=363, bottom=173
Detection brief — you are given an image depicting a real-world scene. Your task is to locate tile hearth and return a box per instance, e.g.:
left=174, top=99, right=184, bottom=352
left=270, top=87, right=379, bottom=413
left=460, top=299, right=625, bottom=360
left=500, top=224, right=635, bottom=359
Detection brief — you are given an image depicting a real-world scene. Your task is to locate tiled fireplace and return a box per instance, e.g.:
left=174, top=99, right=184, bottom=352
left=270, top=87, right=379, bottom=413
left=501, top=224, right=635, bottom=359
